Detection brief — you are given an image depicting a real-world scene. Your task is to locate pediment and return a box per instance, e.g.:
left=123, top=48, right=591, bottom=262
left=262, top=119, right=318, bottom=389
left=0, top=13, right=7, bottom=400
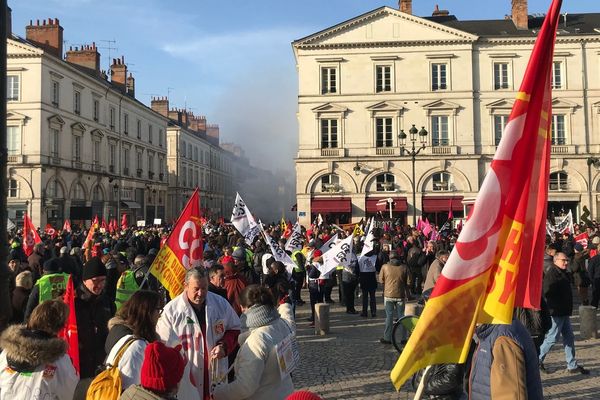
left=485, top=99, right=515, bottom=109
left=7, top=38, right=43, bottom=56
left=366, top=101, right=404, bottom=112
left=7, top=111, right=29, bottom=122
left=91, top=129, right=104, bottom=139
left=294, top=6, right=477, bottom=49
left=71, top=122, right=86, bottom=132
left=422, top=100, right=460, bottom=110
left=552, top=97, right=578, bottom=111
left=312, top=103, right=349, bottom=114
left=47, top=114, right=65, bottom=125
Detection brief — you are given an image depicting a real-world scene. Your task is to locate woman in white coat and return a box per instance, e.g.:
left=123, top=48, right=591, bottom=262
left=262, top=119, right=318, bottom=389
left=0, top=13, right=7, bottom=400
left=0, top=299, right=78, bottom=400
left=212, top=284, right=296, bottom=400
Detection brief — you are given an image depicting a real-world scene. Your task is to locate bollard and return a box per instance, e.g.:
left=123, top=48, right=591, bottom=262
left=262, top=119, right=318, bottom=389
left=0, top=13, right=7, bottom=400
left=404, top=301, right=424, bottom=317
left=315, top=303, right=330, bottom=335
left=579, top=305, right=598, bottom=340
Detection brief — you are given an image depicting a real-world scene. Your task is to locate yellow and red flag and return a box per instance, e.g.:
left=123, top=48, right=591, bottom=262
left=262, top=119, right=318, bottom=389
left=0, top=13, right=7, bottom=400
left=83, top=222, right=97, bottom=262
left=58, top=276, right=80, bottom=375
left=391, top=0, right=562, bottom=390
left=22, top=213, right=42, bottom=257
left=150, top=189, right=203, bottom=299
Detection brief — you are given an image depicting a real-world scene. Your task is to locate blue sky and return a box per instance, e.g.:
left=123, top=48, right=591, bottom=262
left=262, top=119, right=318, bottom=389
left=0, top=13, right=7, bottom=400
left=8, top=0, right=597, bottom=173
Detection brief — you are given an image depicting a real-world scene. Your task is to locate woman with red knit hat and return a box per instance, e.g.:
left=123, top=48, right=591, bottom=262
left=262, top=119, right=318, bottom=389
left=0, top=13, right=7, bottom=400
left=120, top=341, right=186, bottom=400
left=306, top=249, right=324, bottom=327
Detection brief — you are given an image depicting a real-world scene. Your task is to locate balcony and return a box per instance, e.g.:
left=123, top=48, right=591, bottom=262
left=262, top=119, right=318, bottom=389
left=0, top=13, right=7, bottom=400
left=376, top=147, right=395, bottom=156
left=159, top=173, right=164, bottom=181
left=136, top=168, right=143, bottom=177
left=149, top=171, right=155, bottom=179
left=551, top=145, right=569, bottom=154
left=72, top=160, right=82, bottom=169
left=321, top=148, right=341, bottom=157
left=123, top=167, right=130, bottom=176
left=109, top=165, right=115, bottom=173
left=7, top=155, right=21, bottom=163
left=431, top=146, right=452, bottom=155
left=92, top=164, right=102, bottom=173
left=50, top=157, right=61, bottom=165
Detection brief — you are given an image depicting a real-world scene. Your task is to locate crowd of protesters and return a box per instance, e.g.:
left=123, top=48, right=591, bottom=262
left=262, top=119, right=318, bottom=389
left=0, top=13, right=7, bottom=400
left=0, top=214, right=597, bottom=399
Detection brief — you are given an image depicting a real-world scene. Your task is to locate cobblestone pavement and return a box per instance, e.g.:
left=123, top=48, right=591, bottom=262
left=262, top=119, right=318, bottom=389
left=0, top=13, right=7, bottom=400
left=292, top=287, right=600, bottom=399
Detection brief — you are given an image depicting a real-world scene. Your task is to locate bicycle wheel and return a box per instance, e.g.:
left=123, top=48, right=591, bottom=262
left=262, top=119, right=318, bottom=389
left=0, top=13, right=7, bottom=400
left=392, top=315, right=419, bottom=353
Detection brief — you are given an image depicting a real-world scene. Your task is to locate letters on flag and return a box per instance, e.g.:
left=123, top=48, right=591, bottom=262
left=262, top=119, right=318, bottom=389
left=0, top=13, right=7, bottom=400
left=231, top=193, right=260, bottom=245
left=320, top=234, right=353, bottom=278
left=261, top=226, right=295, bottom=275
left=391, top=0, right=563, bottom=390
left=359, top=217, right=377, bottom=273
left=22, top=213, right=42, bottom=257
left=150, top=189, right=203, bottom=299
left=45, top=223, right=57, bottom=239
left=319, top=234, right=338, bottom=254
left=546, top=210, right=573, bottom=236
left=285, top=222, right=304, bottom=252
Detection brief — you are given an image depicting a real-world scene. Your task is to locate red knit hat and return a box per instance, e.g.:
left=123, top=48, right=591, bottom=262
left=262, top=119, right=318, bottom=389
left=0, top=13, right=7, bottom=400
left=312, top=249, right=323, bottom=258
left=286, top=391, right=323, bottom=400
left=141, top=342, right=186, bottom=393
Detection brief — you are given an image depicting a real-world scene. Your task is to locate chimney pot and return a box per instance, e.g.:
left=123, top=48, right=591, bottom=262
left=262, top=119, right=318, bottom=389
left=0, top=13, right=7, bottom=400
left=512, top=0, right=529, bottom=30
left=399, top=0, right=412, bottom=15
left=26, top=17, right=64, bottom=58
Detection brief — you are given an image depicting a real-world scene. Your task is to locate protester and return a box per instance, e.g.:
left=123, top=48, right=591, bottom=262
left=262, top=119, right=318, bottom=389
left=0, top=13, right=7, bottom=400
left=23, top=257, right=70, bottom=322
left=571, top=242, right=590, bottom=306
left=212, top=285, right=295, bottom=399
left=341, top=251, right=359, bottom=314
left=422, top=250, right=450, bottom=293
left=223, top=260, right=248, bottom=315
left=0, top=299, right=79, bottom=400
left=306, top=249, right=324, bottom=326
left=208, top=264, right=227, bottom=299
left=10, top=271, right=33, bottom=324
left=156, top=267, right=241, bottom=400
left=379, top=254, right=409, bottom=345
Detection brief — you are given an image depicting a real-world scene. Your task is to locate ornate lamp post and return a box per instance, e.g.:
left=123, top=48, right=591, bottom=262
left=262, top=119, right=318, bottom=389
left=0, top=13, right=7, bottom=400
left=399, top=124, right=428, bottom=226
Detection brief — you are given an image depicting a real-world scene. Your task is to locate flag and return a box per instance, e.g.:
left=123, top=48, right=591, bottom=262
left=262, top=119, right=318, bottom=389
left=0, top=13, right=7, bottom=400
left=457, top=219, right=464, bottom=233
left=285, top=221, right=304, bottom=252
left=352, top=223, right=363, bottom=237
left=319, top=234, right=338, bottom=254
left=62, top=219, right=72, bottom=233
left=121, top=213, right=128, bottom=230
left=92, top=215, right=99, bottom=229
left=261, top=225, right=296, bottom=275
left=575, top=232, right=589, bottom=249
left=22, top=213, right=42, bottom=257
left=546, top=210, right=573, bottom=236
left=321, top=234, right=353, bottom=277
left=391, top=0, right=562, bottom=390
left=359, top=217, right=377, bottom=273
left=316, top=213, right=324, bottom=226
left=280, top=217, right=286, bottom=232
left=422, top=222, right=433, bottom=239
left=150, top=189, right=203, bottom=299
left=83, top=223, right=96, bottom=262
left=283, top=220, right=293, bottom=238
left=45, top=223, right=57, bottom=239
left=101, top=217, right=108, bottom=233
left=58, top=276, right=80, bottom=375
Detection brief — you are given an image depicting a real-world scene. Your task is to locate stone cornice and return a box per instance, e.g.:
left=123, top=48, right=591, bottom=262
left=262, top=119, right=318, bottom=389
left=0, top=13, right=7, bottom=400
left=296, top=39, right=475, bottom=51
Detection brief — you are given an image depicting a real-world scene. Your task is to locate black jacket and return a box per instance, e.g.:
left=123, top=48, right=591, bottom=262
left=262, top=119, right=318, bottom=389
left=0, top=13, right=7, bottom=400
left=588, top=253, right=600, bottom=280
left=543, top=265, right=573, bottom=317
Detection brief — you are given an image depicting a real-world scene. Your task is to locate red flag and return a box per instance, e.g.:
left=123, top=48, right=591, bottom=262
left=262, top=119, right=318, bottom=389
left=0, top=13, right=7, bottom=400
left=575, top=232, right=589, bottom=248
left=448, top=198, right=454, bottom=220
left=457, top=219, right=464, bottom=233
left=391, top=0, right=563, bottom=389
left=92, top=215, right=99, bottom=229
left=101, top=217, right=108, bottom=232
left=45, top=223, right=57, bottom=239
left=62, top=219, right=72, bottom=233
left=58, top=276, right=80, bottom=375
left=83, top=223, right=97, bottom=262
left=22, top=213, right=42, bottom=257
left=150, top=189, right=203, bottom=298
left=121, top=213, right=128, bottom=230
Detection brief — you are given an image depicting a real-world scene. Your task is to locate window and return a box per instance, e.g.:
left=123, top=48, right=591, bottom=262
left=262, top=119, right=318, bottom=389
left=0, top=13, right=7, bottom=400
left=123, top=148, right=130, bottom=172
left=431, top=116, right=449, bottom=146
left=51, top=128, right=59, bottom=157
left=494, top=115, right=509, bottom=146
left=376, top=65, right=391, bottom=93
left=7, top=126, right=20, bottom=155
left=93, top=141, right=100, bottom=164
left=551, top=115, right=566, bottom=145
left=376, top=173, right=395, bottom=192
left=431, top=63, right=447, bottom=91
left=375, top=117, right=393, bottom=147
left=136, top=151, right=143, bottom=170
left=73, top=136, right=81, bottom=161
left=92, top=186, right=102, bottom=201
left=159, top=129, right=164, bottom=147
left=7, top=75, right=19, bottom=101
left=124, top=113, right=129, bottom=134
left=109, top=107, right=116, bottom=129
left=148, top=154, right=154, bottom=173
left=432, top=172, right=452, bottom=191
left=552, top=61, right=563, bottom=89
left=73, top=183, right=85, bottom=200
left=493, top=62, right=509, bottom=90
left=194, top=147, right=198, bottom=162
left=182, top=141, right=187, bottom=157
left=137, top=119, right=142, bottom=139
left=320, top=119, right=338, bottom=148
left=109, top=143, right=116, bottom=169
left=73, top=91, right=81, bottom=115
left=549, top=172, right=568, bottom=191
left=321, top=174, right=340, bottom=192
left=93, top=99, right=99, bottom=121
left=8, top=179, right=18, bottom=198
left=52, top=81, right=60, bottom=106
left=148, top=125, right=153, bottom=143
left=182, top=166, right=187, bottom=187
left=321, top=67, right=337, bottom=94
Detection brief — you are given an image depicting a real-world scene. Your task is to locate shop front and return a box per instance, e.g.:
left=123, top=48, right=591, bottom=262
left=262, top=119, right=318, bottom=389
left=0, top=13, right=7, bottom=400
left=310, top=197, right=352, bottom=225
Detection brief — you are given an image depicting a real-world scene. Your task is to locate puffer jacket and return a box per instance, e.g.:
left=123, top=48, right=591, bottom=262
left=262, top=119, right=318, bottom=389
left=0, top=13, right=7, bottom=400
left=412, top=363, right=465, bottom=400
left=0, top=325, right=78, bottom=400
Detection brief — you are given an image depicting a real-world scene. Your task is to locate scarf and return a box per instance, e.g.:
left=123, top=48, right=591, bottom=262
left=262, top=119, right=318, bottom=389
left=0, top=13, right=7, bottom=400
left=244, top=304, right=280, bottom=330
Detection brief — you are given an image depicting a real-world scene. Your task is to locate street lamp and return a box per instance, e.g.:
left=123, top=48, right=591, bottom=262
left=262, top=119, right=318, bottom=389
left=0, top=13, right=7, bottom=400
left=399, top=124, right=428, bottom=226
left=113, top=183, right=120, bottom=223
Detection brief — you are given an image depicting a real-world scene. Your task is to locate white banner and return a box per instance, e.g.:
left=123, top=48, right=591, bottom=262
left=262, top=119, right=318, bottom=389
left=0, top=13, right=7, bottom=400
left=285, top=221, right=304, bottom=252
left=261, top=227, right=295, bottom=275
left=244, top=204, right=261, bottom=245
left=320, top=234, right=353, bottom=278
left=360, top=217, right=375, bottom=257
left=358, top=217, right=377, bottom=272
left=7, top=218, right=16, bottom=232
left=546, top=210, right=574, bottom=236
left=319, top=234, right=338, bottom=254
left=231, top=192, right=250, bottom=235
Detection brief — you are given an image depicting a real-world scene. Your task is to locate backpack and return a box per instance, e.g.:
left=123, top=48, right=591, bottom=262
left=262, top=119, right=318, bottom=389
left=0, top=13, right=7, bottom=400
left=86, top=336, right=137, bottom=400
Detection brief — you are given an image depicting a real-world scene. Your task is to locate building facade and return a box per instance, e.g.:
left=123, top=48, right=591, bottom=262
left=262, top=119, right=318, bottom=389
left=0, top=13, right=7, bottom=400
left=7, top=18, right=168, bottom=228
left=293, top=0, right=600, bottom=227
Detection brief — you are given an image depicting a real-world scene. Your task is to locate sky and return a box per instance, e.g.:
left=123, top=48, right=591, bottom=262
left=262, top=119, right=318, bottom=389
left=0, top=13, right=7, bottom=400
left=8, top=0, right=597, bottom=174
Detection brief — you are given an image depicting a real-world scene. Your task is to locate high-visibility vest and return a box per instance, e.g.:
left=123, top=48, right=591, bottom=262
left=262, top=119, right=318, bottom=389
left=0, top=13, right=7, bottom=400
left=291, top=250, right=306, bottom=273
left=37, top=273, right=70, bottom=302
left=115, top=270, right=140, bottom=311
left=233, top=246, right=254, bottom=266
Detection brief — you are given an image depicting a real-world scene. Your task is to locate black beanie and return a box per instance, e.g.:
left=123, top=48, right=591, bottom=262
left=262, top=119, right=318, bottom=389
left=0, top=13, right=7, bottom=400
left=43, top=258, right=61, bottom=273
left=82, top=257, right=107, bottom=281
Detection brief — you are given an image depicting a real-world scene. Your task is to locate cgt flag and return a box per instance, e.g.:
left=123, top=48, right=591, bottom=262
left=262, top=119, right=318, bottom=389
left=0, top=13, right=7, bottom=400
left=58, top=276, right=80, bottom=375
left=391, top=0, right=562, bottom=390
left=22, top=213, right=42, bottom=257
left=150, top=189, right=203, bottom=299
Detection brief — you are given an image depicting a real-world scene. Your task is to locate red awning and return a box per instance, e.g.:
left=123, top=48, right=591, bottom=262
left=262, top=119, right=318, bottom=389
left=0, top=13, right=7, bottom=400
left=366, top=197, right=408, bottom=212
left=422, top=196, right=464, bottom=212
left=311, top=197, right=352, bottom=213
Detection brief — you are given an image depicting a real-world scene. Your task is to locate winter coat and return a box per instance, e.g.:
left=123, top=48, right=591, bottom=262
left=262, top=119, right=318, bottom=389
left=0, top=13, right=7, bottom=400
left=27, top=251, right=45, bottom=278
left=10, top=287, right=30, bottom=324
left=120, top=384, right=177, bottom=400
left=0, top=325, right=78, bottom=400
left=104, top=318, right=148, bottom=391
left=379, top=261, right=409, bottom=299
left=543, top=265, right=573, bottom=317
left=514, top=297, right=552, bottom=338
left=413, top=363, right=465, bottom=400
left=587, top=253, right=600, bottom=280
left=212, top=304, right=295, bottom=400
left=423, top=258, right=445, bottom=293
left=570, top=252, right=591, bottom=288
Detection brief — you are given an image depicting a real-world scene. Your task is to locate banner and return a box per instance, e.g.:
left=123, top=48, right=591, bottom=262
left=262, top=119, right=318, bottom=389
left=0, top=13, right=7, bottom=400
left=546, top=210, right=573, bottom=236
left=391, top=0, right=562, bottom=390
left=58, top=276, right=80, bottom=375
left=359, top=217, right=377, bottom=273
left=150, top=189, right=203, bottom=298
left=231, top=193, right=260, bottom=245
left=22, top=213, right=42, bottom=257
left=319, top=234, right=338, bottom=254
left=45, top=223, right=57, bottom=239
left=62, top=219, right=72, bottom=233
left=244, top=204, right=261, bottom=245
left=121, top=213, right=128, bottom=230
left=320, top=234, right=353, bottom=278
left=285, top=221, right=304, bottom=252
left=261, top=226, right=295, bottom=275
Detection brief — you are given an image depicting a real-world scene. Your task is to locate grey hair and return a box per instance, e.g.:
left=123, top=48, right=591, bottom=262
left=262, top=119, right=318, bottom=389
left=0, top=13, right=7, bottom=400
left=184, top=267, right=208, bottom=284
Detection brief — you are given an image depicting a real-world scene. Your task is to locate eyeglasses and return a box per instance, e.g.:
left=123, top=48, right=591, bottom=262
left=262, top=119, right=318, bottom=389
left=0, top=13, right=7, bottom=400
left=556, top=259, right=569, bottom=262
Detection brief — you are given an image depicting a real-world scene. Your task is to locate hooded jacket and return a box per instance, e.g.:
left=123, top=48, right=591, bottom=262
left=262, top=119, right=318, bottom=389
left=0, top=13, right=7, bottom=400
left=0, top=325, right=78, bottom=400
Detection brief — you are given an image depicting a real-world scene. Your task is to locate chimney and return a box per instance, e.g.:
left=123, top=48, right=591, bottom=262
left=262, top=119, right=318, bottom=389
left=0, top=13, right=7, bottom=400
left=197, top=116, right=207, bottom=132
left=189, top=114, right=199, bottom=132
left=151, top=96, right=169, bottom=117
left=25, top=18, right=63, bottom=58
left=65, top=43, right=100, bottom=76
left=432, top=5, right=450, bottom=17
left=126, top=73, right=135, bottom=97
left=207, top=124, right=219, bottom=145
left=110, top=56, right=127, bottom=92
left=6, top=6, right=12, bottom=36
left=399, top=0, right=412, bottom=15
left=512, top=0, right=529, bottom=30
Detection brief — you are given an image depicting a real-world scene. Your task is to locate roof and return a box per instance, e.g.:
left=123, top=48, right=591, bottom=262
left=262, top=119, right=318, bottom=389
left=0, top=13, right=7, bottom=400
left=425, top=13, right=600, bottom=37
